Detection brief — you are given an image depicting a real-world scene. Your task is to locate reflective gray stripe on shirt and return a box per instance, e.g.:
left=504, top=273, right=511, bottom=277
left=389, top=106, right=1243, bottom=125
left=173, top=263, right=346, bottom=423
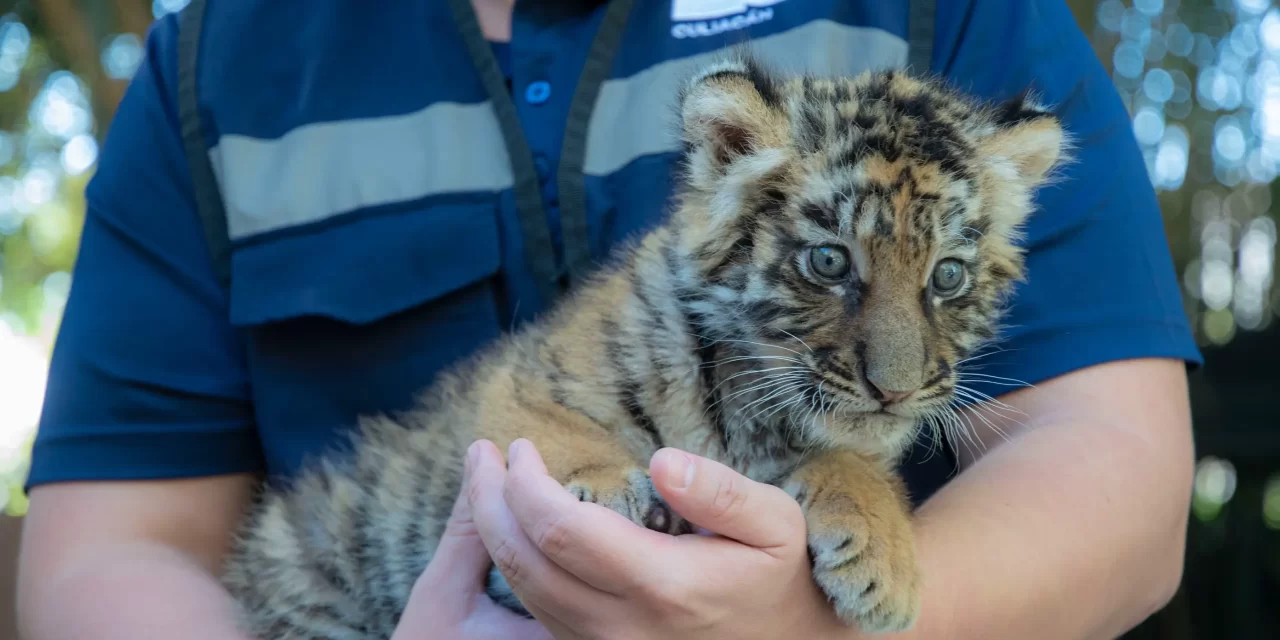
left=584, top=20, right=908, bottom=176
left=209, top=19, right=907, bottom=241
left=209, top=101, right=513, bottom=241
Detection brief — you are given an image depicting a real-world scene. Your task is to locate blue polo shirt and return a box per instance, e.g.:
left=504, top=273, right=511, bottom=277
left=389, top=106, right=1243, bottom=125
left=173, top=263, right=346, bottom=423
left=27, top=0, right=1202, bottom=504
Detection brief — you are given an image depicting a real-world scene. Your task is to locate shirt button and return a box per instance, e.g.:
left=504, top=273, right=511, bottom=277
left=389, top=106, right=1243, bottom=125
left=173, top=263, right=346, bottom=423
left=525, top=80, right=552, bottom=105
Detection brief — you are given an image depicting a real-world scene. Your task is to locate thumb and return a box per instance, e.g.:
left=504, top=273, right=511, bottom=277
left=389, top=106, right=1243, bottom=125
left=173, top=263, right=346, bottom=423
left=415, top=452, right=492, bottom=594
left=649, top=448, right=806, bottom=553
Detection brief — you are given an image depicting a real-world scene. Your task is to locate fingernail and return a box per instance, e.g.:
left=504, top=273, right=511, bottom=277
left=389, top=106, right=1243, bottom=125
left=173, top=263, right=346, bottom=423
left=463, top=446, right=473, bottom=484
left=665, top=450, right=695, bottom=490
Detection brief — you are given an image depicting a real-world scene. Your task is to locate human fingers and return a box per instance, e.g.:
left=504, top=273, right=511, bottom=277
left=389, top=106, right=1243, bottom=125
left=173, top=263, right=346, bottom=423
left=465, top=441, right=618, bottom=618
left=394, top=456, right=562, bottom=640
left=502, top=439, right=675, bottom=594
left=649, top=448, right=807, bottom=556
left=414, top=454, right=491, bottom=597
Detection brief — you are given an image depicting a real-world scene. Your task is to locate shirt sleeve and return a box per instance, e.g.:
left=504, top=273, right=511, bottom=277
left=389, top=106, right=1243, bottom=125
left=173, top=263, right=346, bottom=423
left=26, top=15, right=264, bottom=490
left=927, top=0, right=1204, bottom=402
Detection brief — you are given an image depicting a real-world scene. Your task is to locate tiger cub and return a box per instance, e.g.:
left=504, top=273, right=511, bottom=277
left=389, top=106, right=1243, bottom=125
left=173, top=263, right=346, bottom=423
left=222, top=54, right=1066, bottom=639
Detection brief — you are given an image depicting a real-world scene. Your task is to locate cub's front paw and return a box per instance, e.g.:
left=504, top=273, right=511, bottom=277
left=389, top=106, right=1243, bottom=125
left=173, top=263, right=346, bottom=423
left=801, top=493, right=921, bottom=633
left=564, top=466, right=690, bottom=535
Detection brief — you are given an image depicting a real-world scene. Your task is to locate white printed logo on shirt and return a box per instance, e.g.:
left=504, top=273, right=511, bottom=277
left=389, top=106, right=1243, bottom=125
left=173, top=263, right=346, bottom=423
left=671, top=0, right=784, bottom=21
left=670, top=0, right=783, bottom=38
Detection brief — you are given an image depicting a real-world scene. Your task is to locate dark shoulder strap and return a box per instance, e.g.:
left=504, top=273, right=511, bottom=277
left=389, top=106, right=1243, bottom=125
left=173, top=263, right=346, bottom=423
left=907, top=0, right=935, bottom=74
left=450, top=0, right=634, bottom=305
left=448, top=0, right=563, bottom=305
left=177, top=0, right=233, bottom=289
left=557, top=0, right=635, bottom=283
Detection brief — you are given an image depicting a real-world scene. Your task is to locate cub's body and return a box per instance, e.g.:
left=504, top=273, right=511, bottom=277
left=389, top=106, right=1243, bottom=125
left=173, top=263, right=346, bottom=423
left=223, top=57, right=1065, bottom=640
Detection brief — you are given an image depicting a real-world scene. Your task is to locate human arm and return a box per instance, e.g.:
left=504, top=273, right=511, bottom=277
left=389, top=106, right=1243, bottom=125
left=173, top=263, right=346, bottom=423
left=18, top=468, right=555, bottom=640
left=901, top=357, right=1193, bottom=639
left=463, top=358, right=1192, bottom=640
left=16, top=477, right=260, bottom=640
left=15, top=11, right=269, bottom=637
left=905, top=0, right=1199, bottom=632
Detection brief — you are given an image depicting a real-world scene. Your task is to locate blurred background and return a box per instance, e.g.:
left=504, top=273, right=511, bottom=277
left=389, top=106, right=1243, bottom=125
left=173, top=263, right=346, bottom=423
left=0, top=0, right=1273, bottom=638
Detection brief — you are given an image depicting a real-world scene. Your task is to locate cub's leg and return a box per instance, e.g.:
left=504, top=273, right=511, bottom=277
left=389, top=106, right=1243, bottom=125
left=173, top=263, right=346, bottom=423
left=479, top=384, right=692, bottom=535
left=528, top=432, right=689, bottom=533
left=783, top=449, right=921, bottom=634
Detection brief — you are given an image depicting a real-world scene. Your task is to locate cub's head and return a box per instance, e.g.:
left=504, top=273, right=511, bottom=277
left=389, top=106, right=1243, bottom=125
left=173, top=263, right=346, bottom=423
left=670, top=55, right=1067, bottom=455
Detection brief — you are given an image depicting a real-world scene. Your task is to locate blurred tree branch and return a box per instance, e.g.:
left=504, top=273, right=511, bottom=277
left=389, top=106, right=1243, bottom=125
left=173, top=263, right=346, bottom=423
left=1065, top=0, right=1094, bottom=30
left=31, top=0, right=125, bottom=127
left=112, top=0, right=151, bottom=38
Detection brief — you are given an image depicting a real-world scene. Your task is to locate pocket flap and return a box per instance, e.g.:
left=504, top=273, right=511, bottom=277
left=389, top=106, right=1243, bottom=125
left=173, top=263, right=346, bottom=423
left=227, top=200, right=502, bottom=326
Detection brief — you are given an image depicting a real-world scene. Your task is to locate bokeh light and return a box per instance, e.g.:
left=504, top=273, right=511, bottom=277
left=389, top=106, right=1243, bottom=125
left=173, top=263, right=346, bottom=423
left=0, top=18, right=29, bottom=93
left=101, top=34, right=143, bottom=80
left=1095, top=0, right=1279, bottom=343
left=61, top=134, right=97, bottom=175
left=1193, top=455, right=1239, bottom=521
left=152, top=0, right=191, bottom=19
left=1264, top=474, right=1280, bottom=529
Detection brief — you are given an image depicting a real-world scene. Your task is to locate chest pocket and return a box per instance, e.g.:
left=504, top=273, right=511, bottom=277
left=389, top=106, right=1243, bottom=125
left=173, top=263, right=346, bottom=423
left=224, top=198, right=507, bottom=475
left=203, top=127, right=514, bottom=468
left=175, top=0, right=520, bottom=474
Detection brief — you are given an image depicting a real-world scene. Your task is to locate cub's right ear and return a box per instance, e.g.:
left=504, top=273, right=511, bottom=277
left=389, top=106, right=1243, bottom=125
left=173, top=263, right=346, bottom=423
left=678, top=55, right=790, bottom=169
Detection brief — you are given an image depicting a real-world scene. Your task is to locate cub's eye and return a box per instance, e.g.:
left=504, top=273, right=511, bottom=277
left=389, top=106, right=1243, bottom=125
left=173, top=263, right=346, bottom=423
left=808, top=246, right=850, bottom=280
left=931, top=259, right=966, bottom=296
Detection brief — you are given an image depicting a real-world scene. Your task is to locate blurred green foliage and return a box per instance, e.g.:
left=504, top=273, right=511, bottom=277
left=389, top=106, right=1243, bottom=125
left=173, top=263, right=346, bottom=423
left=0, top=0, right=162, bottom=516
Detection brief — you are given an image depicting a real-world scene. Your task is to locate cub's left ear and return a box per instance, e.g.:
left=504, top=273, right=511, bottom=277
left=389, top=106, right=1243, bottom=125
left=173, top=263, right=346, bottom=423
left=978, top=92, right=1067, bottom=186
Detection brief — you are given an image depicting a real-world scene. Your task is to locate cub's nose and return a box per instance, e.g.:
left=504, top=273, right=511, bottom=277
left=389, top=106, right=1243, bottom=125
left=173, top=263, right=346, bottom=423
left=869, top=381, right=918, bottom=405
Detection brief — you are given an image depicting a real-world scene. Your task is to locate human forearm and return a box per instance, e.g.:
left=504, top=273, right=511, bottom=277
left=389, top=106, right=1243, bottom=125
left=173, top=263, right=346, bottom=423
left=18, top=477, right=263, bottom=640
left=19, top=541, right=255, bottom=640
left=883, top=416, right=1193, bottom=640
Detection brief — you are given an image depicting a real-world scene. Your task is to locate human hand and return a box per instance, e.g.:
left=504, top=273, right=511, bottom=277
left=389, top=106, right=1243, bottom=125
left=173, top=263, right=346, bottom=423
left=390, top=452, right=553, bottom=640
left=464, top=438, right=853, bottom=640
